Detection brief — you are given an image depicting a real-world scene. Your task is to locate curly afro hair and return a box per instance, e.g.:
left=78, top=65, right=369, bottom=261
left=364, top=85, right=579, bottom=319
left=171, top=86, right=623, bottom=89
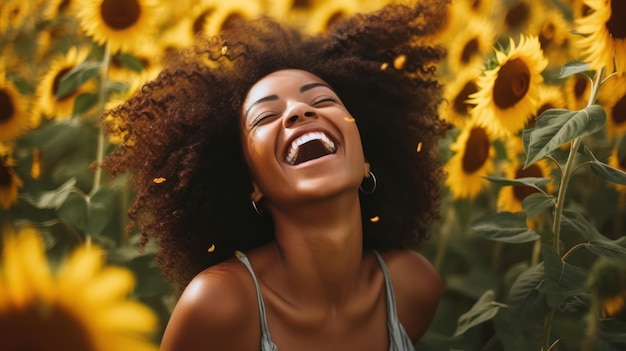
left=102, top=0, right=450, bottom=288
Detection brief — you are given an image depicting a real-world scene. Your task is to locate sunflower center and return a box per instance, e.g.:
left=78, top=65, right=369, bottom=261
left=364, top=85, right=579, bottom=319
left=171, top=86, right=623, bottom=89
left=461, top=38, right=480, bottom=64
left=612, top=95, right=626, bottom=125
left=1, top=302, right=94, bottom=351
left=100, top=0, right=141, bottom=31
left=53, top=67, right=73, bottom=101
left=574, top=75, right=588, bottom=100
left=607, top=0, right=626, bottom=39
left=193, top=9, right=214, bottom=34
left=221, top=12, right=248, bottom=33
left=513, top=163, right=542, bottom=201
left=470, top=0, right=482, bottom=11
left=505, top=2, right=530, bottom=29
left=0, top=161, right=11, bottom=187
left=292, top=0, right=313, bottom=9
left=462, top=127, right=490, bottom=173
left=493, top=58, right=531, bottom=109
left=0, top=88, right=15, bottom=124
left=453, top=81, right=478, bottom=116
left=528, top=102, right=557, bottom=128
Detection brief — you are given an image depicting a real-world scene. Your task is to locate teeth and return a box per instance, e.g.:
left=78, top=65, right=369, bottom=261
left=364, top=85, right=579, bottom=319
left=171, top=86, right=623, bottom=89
left=285, top=131, right=337, bottom=165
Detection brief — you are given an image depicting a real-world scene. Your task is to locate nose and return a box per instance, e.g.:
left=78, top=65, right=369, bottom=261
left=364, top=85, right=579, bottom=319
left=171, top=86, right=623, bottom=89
left=283, top=102, right=317, bottom=127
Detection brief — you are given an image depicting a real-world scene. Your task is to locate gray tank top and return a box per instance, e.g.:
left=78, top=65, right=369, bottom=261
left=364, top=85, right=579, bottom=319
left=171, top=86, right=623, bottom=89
left=235, top=251, right=416, bottom=351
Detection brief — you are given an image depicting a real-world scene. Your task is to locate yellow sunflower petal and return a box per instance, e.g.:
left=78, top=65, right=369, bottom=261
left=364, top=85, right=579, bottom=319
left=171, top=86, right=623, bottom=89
left=84, top=267, right=135, bottom=304
left=575, top=0, right=626, bottom=75
left=76, top=0, right=162, bottom=54
left=56, top=244, right=105, bottom=289
left=446, top=15, right=496, bottom=73
left=469, top=35, right=548, bottom=137
left=445, top=120, right=496, bottom=199
left=598, top=75, right=626, bottom=139
left=98, top=301, right=158, bottom=333
left=35, top=46, right=94, bottom=120
left=0, top=78, right=30, bottom=142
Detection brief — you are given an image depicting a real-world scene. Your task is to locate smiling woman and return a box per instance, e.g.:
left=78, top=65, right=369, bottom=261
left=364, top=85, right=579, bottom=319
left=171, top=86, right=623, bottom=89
left=101, top=1, right=449, bottom=350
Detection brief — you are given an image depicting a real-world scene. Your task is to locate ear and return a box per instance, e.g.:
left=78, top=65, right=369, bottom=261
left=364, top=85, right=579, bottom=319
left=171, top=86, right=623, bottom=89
left=251, top=182, right=264, bottom=202
left=363, top=162, right=371, bottom=178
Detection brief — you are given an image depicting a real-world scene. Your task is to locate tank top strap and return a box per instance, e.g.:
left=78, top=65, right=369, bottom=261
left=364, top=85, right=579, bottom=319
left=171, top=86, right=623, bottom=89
left=373, top=251, right=417, bottom=351
left=235, top=251, right=278, bottom=351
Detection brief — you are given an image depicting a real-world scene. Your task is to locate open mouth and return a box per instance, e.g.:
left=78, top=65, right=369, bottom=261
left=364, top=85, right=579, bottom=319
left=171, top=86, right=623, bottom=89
left=284, top=131, right=338, bottom=165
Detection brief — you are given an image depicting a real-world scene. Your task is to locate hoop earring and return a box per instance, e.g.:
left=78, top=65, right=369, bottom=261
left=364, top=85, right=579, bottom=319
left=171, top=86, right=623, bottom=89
left=251, top=200, right=263, bottom=216
left=359, top=171, right=377, bottom=195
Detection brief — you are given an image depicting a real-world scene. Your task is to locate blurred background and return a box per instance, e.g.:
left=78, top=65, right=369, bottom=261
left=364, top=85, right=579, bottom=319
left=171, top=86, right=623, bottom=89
left=1, top=0, right=625, bottom=350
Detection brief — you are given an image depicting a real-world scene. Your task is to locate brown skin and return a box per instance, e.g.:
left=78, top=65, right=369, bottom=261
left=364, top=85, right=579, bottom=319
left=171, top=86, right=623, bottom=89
left=159, top=70, right=442, bottom=351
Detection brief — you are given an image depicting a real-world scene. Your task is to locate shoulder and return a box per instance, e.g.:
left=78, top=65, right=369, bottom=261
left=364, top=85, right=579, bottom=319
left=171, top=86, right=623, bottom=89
left=379, top=249, right=442, bottom=342
left=160, top=258, right=261, bottom=351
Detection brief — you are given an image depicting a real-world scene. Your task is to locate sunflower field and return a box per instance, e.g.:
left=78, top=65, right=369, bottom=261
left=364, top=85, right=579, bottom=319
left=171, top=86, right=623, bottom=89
left=1, top=0, right=625, bottom=350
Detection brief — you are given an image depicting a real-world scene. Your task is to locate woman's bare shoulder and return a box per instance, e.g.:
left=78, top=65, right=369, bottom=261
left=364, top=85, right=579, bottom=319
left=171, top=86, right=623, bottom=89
left=160, top=258, right=260, bottom=351
left=380, top=249, right=443, bottom=342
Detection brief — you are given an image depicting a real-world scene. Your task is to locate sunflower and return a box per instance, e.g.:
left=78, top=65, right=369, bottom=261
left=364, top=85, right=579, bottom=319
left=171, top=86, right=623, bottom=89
left=444, top=120, right=496, bottom=199
left=201, top=0, right=262, bottom=36
left=0, top=0, right=32, bottom=33
left=598, top=75, right=626, bottom=139
left=458, top=0, right=497, bottom=18
left=526, top=84, right=566, bottom=129
left=439, top=67, right=482, bottom=128
left=42, top=0, right=77, bottom=21
left=499, top=0, right=543, bottom=36
left=564, top=73, right=592, bottom=111
left=36, top=47, right=94, bottom=120
left=575, top=0, right=626, bottom=76
left=76, top=0, right=161, bottom=54
left=469, top=35, right=548, bottom=137
left=531, top=8, right=572, bottom=69
left=0, top=148, right=22, bottom=210
left=0, top=73, right=30, bottom=142
left=305, top=0, right=359, bottom=34
left=0, top=226, right=158, bottom=351
left=608, top=145, right=626, bottom=196
left=446, top=15, right=496, bottom=73
left=497, top=139, right=553, bottom=213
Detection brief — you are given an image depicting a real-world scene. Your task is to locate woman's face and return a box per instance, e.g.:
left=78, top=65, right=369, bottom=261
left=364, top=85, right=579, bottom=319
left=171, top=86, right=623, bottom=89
left=241, top=69, right=369, bottom=210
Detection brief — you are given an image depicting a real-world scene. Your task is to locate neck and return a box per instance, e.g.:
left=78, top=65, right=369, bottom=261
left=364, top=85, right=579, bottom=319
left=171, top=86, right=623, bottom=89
left=268, top=192, right=364, bottom=309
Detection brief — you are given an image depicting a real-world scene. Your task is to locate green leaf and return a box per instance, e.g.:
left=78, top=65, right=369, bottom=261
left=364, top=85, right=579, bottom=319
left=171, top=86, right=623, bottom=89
left=56, top=61, right=101, bottom=99
left=114, top=52, right=144, bottom=72
left=561, top=210, right=626, bottom=258
left=72, top=92, right=99, bottom=116
left=88, top=187, right=115, bottom=236
left=105, top=81, right=130, bottom=97
left=453, top=290, right=505, bottom=337
left=506, top=263, right=546, bottom=319
left=472, top=212, right=540, bottom=243
left=57, top=192, right=89, bottom=232
left=589, top=161, right=626, bottom=185
left=525, top=106, right=606, bottom=167
left=484, top=176, right=550, bottom=191
left=21, top=178, right=77, bottom=210
left=557, top=61, right=593, bottom=79
left=542, top=244, right=589, bottom=307
left=522, top=192, right=555, bottom=217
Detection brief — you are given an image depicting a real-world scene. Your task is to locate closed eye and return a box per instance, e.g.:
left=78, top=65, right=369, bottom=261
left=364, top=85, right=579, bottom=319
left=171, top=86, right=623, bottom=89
left=251, top=112, right=279, bottom=127
left=312, top=96, right=338, bottom=106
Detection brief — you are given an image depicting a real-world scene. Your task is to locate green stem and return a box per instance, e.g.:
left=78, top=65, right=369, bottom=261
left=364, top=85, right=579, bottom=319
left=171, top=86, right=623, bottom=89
left=91, top=41, right=111, bottom=196
left=551, top=68, right=605, bottom=254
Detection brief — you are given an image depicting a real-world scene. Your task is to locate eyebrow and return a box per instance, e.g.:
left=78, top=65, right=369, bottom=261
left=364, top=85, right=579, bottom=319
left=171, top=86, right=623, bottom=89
left=244, top=82, right=332, bottom=121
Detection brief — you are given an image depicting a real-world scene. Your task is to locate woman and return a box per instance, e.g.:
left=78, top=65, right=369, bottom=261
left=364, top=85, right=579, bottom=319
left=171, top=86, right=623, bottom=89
left=102, top=1, right=449, bottom=350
